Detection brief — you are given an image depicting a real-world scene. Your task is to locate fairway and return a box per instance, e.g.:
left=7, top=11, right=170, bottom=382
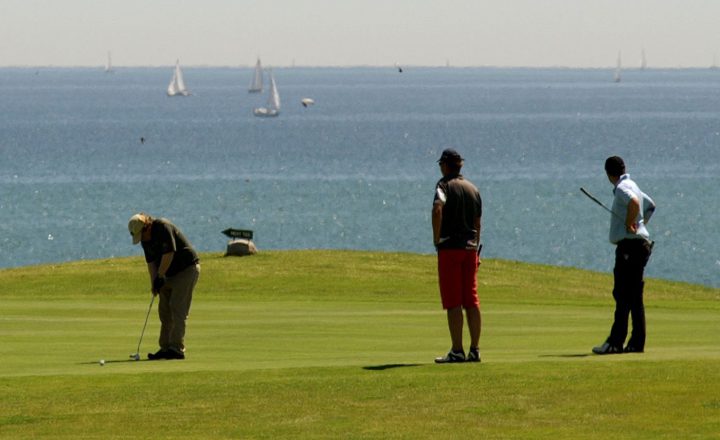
left=1, top=251, right=719, bottom=439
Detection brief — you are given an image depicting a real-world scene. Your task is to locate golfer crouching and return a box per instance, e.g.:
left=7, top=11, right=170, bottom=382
left=128, top=213, right=200, bottom=360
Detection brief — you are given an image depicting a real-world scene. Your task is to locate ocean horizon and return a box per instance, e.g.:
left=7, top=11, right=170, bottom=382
left=1, top=66, right=719, bottom=287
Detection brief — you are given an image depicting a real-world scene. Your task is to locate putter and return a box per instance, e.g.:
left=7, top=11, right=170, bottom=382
left=580, top=187, right=623, bottom=220
left=130, top=294, right=155, bottom=361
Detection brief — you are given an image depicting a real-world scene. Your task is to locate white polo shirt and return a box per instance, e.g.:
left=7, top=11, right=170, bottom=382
left=609, top=174, right=656, bottom=244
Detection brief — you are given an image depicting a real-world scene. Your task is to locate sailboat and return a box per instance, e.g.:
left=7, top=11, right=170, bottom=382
left=253, top=70, right=280, bottom=117
left=105, top=52, right=114, bottom=73
left=249, top=58, right=263, bottom=93
left=613, top=52, right=622, bottom=83
left=640, top=49, right=647, bottom=70
left=167, top=59, right=190, bottom=96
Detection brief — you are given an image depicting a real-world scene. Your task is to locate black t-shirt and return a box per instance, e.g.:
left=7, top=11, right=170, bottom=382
left=141, top=218, right=199, bottom=276
left=433, top=173, right=482, bottom=250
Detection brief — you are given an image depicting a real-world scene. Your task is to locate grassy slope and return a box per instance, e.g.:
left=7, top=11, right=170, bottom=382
left=0, top=251, right=719, bottom=439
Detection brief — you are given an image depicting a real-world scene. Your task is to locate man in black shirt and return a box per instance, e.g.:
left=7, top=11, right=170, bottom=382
left=432, top=148, right=483, bottom=363
left=128, top=213, right=200, bottom=360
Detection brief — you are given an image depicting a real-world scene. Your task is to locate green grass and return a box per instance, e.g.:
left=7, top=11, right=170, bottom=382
left=1, top=250, right=719, bottom=439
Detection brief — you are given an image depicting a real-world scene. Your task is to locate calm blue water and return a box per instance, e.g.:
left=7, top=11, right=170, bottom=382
left=1, top=67, right=720, bottom=287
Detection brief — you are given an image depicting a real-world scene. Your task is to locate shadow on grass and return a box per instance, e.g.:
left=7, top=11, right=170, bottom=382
left=538, top=353, right=591, bottom=358
left=78, top=358, right=150, bottom=365
left=362, top=363, right=423, bottom=371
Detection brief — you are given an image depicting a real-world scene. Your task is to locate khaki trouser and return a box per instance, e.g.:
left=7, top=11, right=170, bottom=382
left=158, top=264, right=200, bottom=352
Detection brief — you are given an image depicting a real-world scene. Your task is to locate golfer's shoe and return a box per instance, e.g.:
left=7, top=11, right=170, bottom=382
left=592, top=342, right=623, bottom=355
left=434, top=350, right=466, bottom=364
left=166, top=349, right=185, bottom=360
left=148, top=349, right=185, bottom=360
left=467, top=347, right=481, bottom=363
left=624, top=345, right=644, bottom=353
left=147, top=349, right=170, bottom=360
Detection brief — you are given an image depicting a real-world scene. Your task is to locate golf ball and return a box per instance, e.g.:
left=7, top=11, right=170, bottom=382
left=99, top=359, right=105, bottom=366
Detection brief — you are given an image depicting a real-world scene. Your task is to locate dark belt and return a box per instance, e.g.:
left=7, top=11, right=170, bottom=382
left=617, top=238, right=654, bottom=252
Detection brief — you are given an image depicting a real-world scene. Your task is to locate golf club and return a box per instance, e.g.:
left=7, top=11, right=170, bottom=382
left=580, top=187, right=623, bottom=220
left=130, top=294, right=155, bottom=361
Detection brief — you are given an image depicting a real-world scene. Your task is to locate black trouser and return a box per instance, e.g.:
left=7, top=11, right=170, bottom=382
left=607, top=239, right=652, bottom=349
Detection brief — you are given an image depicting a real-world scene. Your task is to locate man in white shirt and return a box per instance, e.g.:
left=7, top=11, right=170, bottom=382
left=593, top=156, right=656, bottom=355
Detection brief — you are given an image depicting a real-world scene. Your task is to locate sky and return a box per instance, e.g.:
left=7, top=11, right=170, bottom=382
left=2, top=0, right=720, bottom=68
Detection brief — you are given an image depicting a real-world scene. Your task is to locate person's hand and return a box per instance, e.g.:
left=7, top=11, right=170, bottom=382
left=626, top=223, right=637, bottom=234
left=153, top=275, right=166, bottom=293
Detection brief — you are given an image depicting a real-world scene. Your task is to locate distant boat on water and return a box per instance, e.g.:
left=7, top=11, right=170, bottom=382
left=640, top=49, right=647, bottom=70
left=167, top=60, right=190, bottom=96
left=105, top=52, right=114, bottom=73
left=614, top=52, right=622, bottom=83
left=249, top=58, right=263, bottom=93
left=253, top=70, right=280, bottom=117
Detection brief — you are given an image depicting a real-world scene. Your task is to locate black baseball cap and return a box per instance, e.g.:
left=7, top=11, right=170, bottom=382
left=437, top=148, right=464, bottom=164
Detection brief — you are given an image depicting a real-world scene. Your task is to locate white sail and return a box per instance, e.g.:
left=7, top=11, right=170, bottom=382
left=640, top=49, right=647, bottom=70
left=249, top=58, right=263, bottom=93
left=268, top=73, right=280, bottom=111
left=614, top=52, right=622, bottom=83
left=175, top=63, right=187, bottom=93
left=167, top=60, right=190, bottom=96
left=105, top=52, right=113, bottom=73
left=253, top=70, right=280, bottom=117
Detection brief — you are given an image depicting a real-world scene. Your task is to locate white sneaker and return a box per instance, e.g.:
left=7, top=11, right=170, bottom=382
left=467, top=347, right=481, bottom=363
left=592, top=342, right=622, bottom=355
left=434, top=350, right=465, bottom=363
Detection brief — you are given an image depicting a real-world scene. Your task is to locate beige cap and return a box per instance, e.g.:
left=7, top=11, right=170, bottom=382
left=128, top=213, right=149, bottom=245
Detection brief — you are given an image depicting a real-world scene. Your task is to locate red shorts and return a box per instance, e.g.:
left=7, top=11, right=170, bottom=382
left=437, top=249, right=479, bottom=310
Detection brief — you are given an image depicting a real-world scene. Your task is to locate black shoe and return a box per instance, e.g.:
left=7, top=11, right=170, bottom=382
left=624, top=345, right=644, bottom=353
left=467, top=347, right=481, bottom=363
left=592, top=342, right=623, bottom=355
left=147, top=349, right=170, bottom=360
left=148, top=349, right=185, bottom=360
left=166, top=349, right=185, bottom=360
left=434, top=349, right=465, bottom=364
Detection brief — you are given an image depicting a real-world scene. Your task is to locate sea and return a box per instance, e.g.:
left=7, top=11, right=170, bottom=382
left=1, top=66, right=720, bottom=287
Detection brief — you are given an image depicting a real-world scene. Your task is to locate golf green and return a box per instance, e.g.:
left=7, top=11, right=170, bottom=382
left=1, top=251, right=718, bottom=438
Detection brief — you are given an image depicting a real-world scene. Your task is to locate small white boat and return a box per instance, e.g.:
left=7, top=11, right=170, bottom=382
left=249, top=58, right=263, bottom=93
left=167, top=59, right=190, bottom=96
left=253, top=70, right=280, bottom=117
left=301, top=98, right=315, bottom=107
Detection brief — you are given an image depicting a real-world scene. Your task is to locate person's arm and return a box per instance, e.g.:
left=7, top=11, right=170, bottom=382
left=157, top=252, right=174, bottom=278
left=432, top=202, right=443, bottom=247
left=642, top=192, right=656, bottom=224
left=626, top=196, right=640, bottom=233
left=474, top=215, right=482, bottom=266
left=147, top=262, right=158, bottom=293
left=150, top=252, right=174, bottom=295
